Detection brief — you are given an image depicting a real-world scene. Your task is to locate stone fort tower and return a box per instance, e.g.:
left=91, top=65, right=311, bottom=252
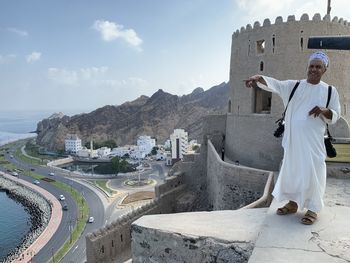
left=225, top=13, right=350, bottom=171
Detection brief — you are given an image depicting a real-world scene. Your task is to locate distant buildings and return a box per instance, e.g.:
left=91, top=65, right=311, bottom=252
left=65, top=134, right=82, bottom=154
left=97, top=147, right=111, bottom=157
left=108, top=136, right=156, bottom=160
left=137, top=136, right=156, bottom=155
left=170, top=129, right=188, bottom=162
left=64, top=131, right=196, bottom=166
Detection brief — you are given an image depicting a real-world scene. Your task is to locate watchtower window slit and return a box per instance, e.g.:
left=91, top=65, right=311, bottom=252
left=257, top=40, right=265, bottom=54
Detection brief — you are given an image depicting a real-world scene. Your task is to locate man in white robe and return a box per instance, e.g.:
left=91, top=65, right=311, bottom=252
left=245, top=51, right=341, bottom=224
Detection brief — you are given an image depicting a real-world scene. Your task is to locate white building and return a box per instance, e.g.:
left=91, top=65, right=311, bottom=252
left=109, top=146, right=130, bottom=158
left=97, top=147, right=111, bottom=158
left=65, top=134, right=82, bottom=154
left=170, top=129, right=188, bottom=161
left=164, top=139, right=171, bottom=150
left=129, top=147, right=147, bottom=160
left=77, top=148, right=98, bottom=158
left=137, top=135, right=156, bottom=155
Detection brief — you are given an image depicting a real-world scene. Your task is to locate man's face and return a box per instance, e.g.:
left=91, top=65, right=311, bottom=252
left=307, top=59, right=326, bottom=84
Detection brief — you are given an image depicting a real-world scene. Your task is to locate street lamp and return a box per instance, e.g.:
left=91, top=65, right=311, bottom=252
left=81, top=191, right=85, bottom=219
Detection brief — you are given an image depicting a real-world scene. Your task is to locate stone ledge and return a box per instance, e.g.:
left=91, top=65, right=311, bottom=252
left=131, top=209, right=268, bottom=263
left=248, top=200, right=350, bottom=263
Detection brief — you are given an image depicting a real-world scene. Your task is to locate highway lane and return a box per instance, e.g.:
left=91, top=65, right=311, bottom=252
left=2, top=146, right=105, bottom=263
left=60, top=178, right=105, bottom=263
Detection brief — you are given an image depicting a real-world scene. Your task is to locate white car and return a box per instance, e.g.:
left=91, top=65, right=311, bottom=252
left=33, top=180, right=40, bottom=185
left=49, top=172, right=55, bottom=176
left=88, top=216, right=94, bottom=223
left=59, top=194, right=65, bottom=201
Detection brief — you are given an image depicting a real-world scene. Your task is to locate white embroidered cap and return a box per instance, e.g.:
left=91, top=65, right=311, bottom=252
left=309, top=51, right=329, bottom=67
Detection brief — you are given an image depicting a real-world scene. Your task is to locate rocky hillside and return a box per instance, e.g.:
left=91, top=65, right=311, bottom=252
left=36, top=82, right=229, bottom=151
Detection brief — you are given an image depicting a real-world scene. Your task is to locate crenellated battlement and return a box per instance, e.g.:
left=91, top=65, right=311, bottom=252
left=233, top=13, right=350, bottom=37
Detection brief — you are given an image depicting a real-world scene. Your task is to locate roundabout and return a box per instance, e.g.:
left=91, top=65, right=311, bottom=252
left=123, top=178, right=155, bottom=187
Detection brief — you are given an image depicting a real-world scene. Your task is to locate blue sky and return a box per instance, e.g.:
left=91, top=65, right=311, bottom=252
left=1, top=0, right=349, bottom=113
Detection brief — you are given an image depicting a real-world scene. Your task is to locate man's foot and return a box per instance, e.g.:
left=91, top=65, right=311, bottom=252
left=276, top=201, right=298, bottom=215
left=301, top=210, right=317, bottom=225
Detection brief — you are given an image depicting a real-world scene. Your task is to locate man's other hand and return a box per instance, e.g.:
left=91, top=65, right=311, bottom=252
left=309, top=106, right=332, bottom=119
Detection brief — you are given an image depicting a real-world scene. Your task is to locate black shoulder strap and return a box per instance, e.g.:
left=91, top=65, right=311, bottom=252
left=326, top=85, right=332, bottom=108
left=280, top=81, right=300, bottom=120
left=326, top=86, right=332, bottom=138
left=288, top=81, right=300, bottom=102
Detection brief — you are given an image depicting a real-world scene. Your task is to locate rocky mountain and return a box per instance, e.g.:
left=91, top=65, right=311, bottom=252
left=36, top=82, right=229, bottom=151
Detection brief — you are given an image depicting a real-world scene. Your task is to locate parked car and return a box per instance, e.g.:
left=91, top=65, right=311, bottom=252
left=49, top=172, right=55, bottom=176
left=88, top=216, right=94, bottom=223
left=30, top=168, right=35, bottom=171
left=11, top=172, right=19, bottom=177
left=33, top=180, right=40, bottom=185
left=59, top=194, right=65, bottom=201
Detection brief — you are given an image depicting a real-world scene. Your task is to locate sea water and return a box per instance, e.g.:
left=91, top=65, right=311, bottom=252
left=0, top=110, right=51, bottom=261
left=0, top=191, right=31, bottom=260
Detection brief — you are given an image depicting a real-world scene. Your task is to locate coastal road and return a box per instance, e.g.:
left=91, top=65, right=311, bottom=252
left=0, top=158, right=77, bottom=263
left=2, top=147, right=106, bottom=263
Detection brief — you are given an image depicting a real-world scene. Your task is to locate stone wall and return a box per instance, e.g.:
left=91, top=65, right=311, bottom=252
left=226, top=13, right=350, bottom=170
left=47, top=157, right=73, bottom=167
left=207, top=140, right=273, bottom=210
left=172, top=114, right=227, bottom=211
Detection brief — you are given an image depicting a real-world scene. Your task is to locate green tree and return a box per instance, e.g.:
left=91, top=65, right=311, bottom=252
left=111, top=156, right=133, bottom=173
left=103, top=140, right=117, bottom=149
left=85, top=140, right=117, bottom=149
left=151, top=146, right=159, bottom=155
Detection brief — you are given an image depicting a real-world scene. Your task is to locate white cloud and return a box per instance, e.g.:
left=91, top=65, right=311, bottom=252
left=178, top=74, right=206, bottom=94
left=103, top=77, right=149, bottom=89
left=48, top=68, right=79, bottom=85
left=92, top=20, right=143, bottom=50
left=48, top=67, right=109, bottom=86
left=46, top=66, right=150, bottom=108
left=26, top=52, right=41, bottom=63
left=7, top=27, right=28, bottom=37
left=0, top=54, right=16, bottom=64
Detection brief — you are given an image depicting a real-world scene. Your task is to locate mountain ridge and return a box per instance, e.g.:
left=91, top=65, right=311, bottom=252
left=35, top=82, right=229, bottom=151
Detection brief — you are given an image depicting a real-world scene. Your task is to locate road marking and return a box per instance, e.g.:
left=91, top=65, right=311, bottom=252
left=72, top=245, right=79, bottom=252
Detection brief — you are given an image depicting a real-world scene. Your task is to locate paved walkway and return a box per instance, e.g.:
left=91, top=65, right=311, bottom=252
left=2, top=173, right=62, bottom=263
left=248, top=176, right=350, bottom=263
left=20, top=145, right=41, bottom=162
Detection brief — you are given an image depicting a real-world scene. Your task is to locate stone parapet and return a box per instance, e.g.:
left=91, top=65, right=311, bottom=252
left=131, top=209, right=268, bottom=263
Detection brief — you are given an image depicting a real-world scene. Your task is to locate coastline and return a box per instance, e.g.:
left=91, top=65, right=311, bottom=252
left=0, top=132, right=36, bottom=147
left=0, top=175, right=52, bottom=263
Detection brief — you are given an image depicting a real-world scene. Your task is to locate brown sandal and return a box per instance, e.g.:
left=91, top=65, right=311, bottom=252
left=301, top=210, right=317, bottom=225
left=276, top=202, right=298, bottom=215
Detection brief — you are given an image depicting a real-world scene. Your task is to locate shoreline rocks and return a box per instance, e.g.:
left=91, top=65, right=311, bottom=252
left=0, top=176, right=52, bottom=263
